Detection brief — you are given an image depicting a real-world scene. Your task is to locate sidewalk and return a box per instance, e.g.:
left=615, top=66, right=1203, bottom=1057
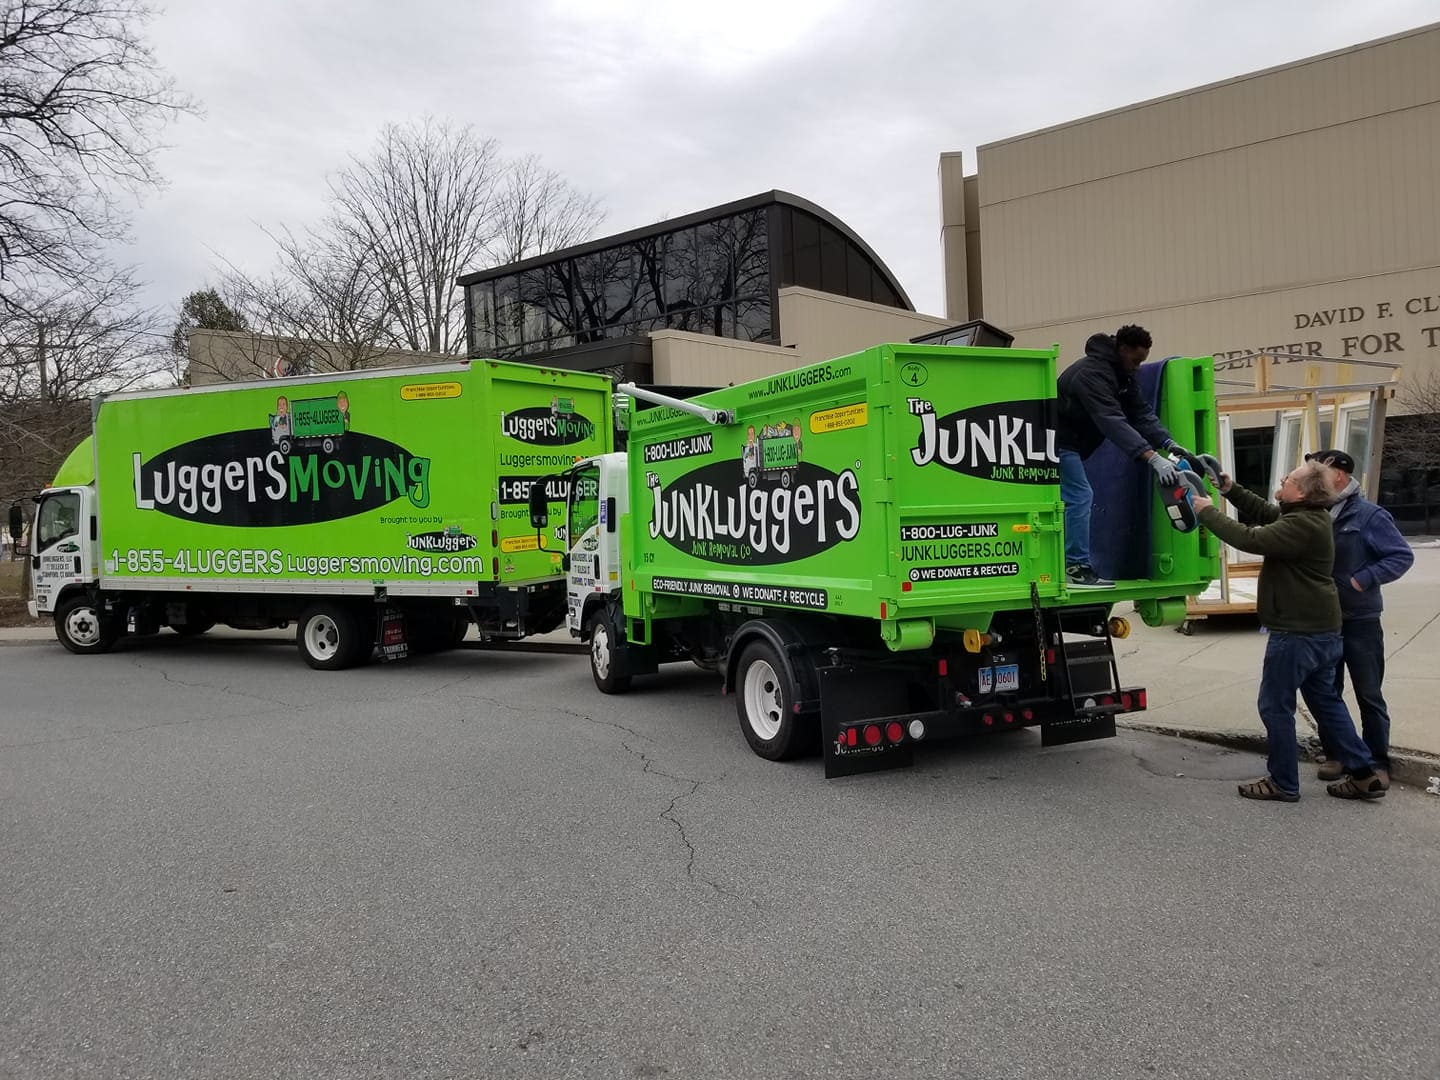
left=1116, top=544, right=1440, bottom=788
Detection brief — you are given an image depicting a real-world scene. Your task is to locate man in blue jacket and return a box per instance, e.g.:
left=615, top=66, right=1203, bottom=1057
left=1056, top=325, right=1192, bottom=589
left=1307, top=449, right=1414, bottom=788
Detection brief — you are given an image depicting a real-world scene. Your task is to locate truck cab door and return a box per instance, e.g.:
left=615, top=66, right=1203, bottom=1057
left=30, top=487, right=95, bottom=616
left=564, top=463, right=602, bottom=635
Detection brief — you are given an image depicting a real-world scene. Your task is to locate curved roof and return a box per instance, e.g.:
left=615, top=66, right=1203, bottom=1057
left=457, top=190, right=913, bottom=311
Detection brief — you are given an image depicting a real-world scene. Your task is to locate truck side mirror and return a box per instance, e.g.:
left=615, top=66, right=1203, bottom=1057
left=528, top=482, right=549, bottom=530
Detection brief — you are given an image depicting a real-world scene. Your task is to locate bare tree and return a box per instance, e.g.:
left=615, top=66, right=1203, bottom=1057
left=0, top=0, right=195, bottom=291
left=326, top=120, right=504, bottom=354
left=0, top=270, right=166, bottom=508
left=492, top=154, right=605, bottom=266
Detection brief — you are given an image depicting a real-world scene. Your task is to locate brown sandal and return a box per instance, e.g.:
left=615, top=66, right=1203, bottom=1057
left=1326, top=775, right=1386, bottom=800
left=1238, top=776, right=1300, bottom=802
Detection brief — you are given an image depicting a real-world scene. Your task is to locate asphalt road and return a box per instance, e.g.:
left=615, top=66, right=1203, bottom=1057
left=2, top=633, right=1438, bottom=1080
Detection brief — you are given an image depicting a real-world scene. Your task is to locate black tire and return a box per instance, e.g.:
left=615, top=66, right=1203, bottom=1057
left=279, top=437, right=292, bottom=455
left=297, top=603, right=371, bottom=670
left=588, top=607, right=632, bottom=694
left=746, top=469, right=759, bottom=489
left=781, top=469, right=793, bottom=489
left=734, top=639, right=811, bottom=760
left=321, top=437, right=335, bottom=454
left=54, top=594, right=120, bottom=655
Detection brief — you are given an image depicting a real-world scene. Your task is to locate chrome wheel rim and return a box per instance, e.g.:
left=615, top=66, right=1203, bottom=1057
left=743, top=659, right=784, bottom=740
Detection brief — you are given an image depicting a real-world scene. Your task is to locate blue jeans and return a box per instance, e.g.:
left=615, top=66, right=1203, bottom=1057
left=1059, top=449, right=1091, bottom=568
left=1322, top=618, right=1391, bottom=771
left=1258, top=630, right=1374, bottom=795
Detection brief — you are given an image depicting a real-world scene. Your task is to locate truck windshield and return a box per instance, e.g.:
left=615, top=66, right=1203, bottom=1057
left=569, top=466, right=600, bottom=543
left=37, top=491, right=81, bottom=548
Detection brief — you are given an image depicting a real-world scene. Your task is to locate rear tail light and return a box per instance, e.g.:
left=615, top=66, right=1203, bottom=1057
left=845, top=727, right=858, bottom=747
left=1138, top=689, right=1148, bottom=709
left=863, top=724, right=882, bottom=747
left=982, top=713, right=994, bottom=726
left=885, top=722, right=904, bottom=744
left=1046, top=648, right=1056, bottom=665
left=1121, top=692, right=1133, bottom=711
left=1003, top=711, right=1015, bottom=724
left=937, top=659, right=948, bottom=677
left=1022, top=708, right=1034, bottom=721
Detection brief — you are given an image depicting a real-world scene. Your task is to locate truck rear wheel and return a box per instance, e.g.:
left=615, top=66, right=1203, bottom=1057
left=297, top=603, right=371, bottom=670
left=55, top=595, right=120, bottom=655
left=589, top=608, right=631, bottom=694
left=735, top=640, right=810, bottom=760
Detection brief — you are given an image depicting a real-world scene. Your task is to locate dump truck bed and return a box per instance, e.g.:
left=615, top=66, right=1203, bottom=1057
left=625, top=344, right=1216, bottom=636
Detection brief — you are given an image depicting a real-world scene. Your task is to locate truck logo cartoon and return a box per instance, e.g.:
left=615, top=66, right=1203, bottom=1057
left=270, top=393, right=350, bottom=456
left=742, top=418, right=803, bottom=489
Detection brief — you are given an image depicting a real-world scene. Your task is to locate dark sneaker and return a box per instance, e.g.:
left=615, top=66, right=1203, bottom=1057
left=1066, top=564, right=1115, bottom=589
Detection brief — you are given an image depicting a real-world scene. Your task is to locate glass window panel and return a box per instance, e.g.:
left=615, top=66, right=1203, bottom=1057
left=847, top=244, right=872, bottom=303
left=663, top=227, right=699, bottom=311
left=694, top=219, right=733, bottom=308
left=819, top=223, right=847, bottom=295
left=792, top=211, right=821, bottom=288
left=492, top=275, right=520, bottom=349
left=468, top=282, right=495, bottom=352
left=519, top=268, right=552, bottom=344
left=733, top=209, right=769, bottom=300
left=630, top=238, right=663, bottom=321
left=600, top=244, right=641, bottom=327
left=778, top=206, right=795, bottom=285
left=572, top=250, right=608, bottom=338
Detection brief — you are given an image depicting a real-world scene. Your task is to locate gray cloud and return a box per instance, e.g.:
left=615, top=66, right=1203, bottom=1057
left=124, top=0, right=1436, bottom=322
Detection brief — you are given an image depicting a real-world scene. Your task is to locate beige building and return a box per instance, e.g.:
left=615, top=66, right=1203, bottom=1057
left=186, top=329, right=454, bottom=386
left=941, top=21, right=1440, bottom=524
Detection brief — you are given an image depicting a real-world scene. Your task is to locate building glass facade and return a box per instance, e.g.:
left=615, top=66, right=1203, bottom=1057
left=461, top=193, right=911, bottom=361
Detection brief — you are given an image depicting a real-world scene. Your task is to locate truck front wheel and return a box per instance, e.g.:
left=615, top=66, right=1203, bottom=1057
left=589, top=609, right=632, bottom=694
left=735, top=640, right=810, bottom=760
left=55, top=595, right=120, bottom=655
left=297, top=603, right=371, bottom=670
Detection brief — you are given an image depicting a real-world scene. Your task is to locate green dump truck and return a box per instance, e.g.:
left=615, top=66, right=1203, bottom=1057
left=530, top=343, right=1219, bottom=775
left=29, top=360, right=612, bottom=668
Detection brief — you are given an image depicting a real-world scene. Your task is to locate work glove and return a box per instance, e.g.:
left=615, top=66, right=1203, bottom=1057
left=1164, top=441, right=1194, bottom=463
left=1197, top=453, right=1225, bottom=488
left=1147, top=453, right=1180, bottom=486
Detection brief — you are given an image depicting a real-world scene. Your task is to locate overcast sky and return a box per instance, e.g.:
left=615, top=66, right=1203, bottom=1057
left=124, top=0, right=1436, bottom=322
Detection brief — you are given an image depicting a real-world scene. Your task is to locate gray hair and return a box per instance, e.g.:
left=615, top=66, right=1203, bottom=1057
left=1292, top=460, right=1334, bottom=505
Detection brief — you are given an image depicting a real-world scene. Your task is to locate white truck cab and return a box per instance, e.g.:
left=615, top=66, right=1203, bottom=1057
left=28, top=485, right=102, bottom=642
left=557, top=452, right=628, bottom=637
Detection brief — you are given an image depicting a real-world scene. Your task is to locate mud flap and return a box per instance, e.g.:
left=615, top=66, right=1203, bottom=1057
left=1041, top=708, right=1116, bottom=747
left=819, top=664, right=914, bottom=778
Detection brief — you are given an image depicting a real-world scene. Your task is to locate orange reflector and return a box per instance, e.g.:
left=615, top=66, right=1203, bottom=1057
left=880, top=602, right=887, bottom=619
left=901, top=581, right=912, bottom=592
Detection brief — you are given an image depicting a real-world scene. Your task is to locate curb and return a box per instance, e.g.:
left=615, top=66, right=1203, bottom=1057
left=1121, top=719, right=1440, bottom=793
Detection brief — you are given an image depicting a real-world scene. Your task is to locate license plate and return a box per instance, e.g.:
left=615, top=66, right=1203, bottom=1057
left=995, top=664, right=1020, bottom=692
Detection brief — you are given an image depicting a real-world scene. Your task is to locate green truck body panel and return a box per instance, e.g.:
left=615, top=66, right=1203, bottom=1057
left=95, top=361, right=610, bottom=591
left=621, top=344, right=1217, bottom=637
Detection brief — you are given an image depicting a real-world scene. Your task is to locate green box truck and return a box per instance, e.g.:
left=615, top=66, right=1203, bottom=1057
left=29, top=359, right=612, bottom=668
left=530, top=343, right=1220, bottom=775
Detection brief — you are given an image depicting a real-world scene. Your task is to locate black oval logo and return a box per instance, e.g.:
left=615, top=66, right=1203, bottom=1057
left=134, top=429, right=432, bottom=526
left=501, top=407, right=596, bottom=446
left=909, top=398, right=1059, bottom=484
left=646, top=459, right=861, bottom=565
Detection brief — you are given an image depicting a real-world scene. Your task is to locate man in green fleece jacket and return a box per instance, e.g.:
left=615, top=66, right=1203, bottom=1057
left=1191, top=461, right=1384, bottom=802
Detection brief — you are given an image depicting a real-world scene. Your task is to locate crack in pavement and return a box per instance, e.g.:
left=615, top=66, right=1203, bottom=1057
left=0, top=704, right=296, bottom=749
left=129, top=658, right=293, bottom=707
left=1176, top=638, right=1224, bottom=662
left=1387, top=607, right=1440, bottom=661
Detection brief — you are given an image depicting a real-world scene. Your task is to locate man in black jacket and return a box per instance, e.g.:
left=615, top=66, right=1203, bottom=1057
left=1056, top=325, right=1191, bottom=588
